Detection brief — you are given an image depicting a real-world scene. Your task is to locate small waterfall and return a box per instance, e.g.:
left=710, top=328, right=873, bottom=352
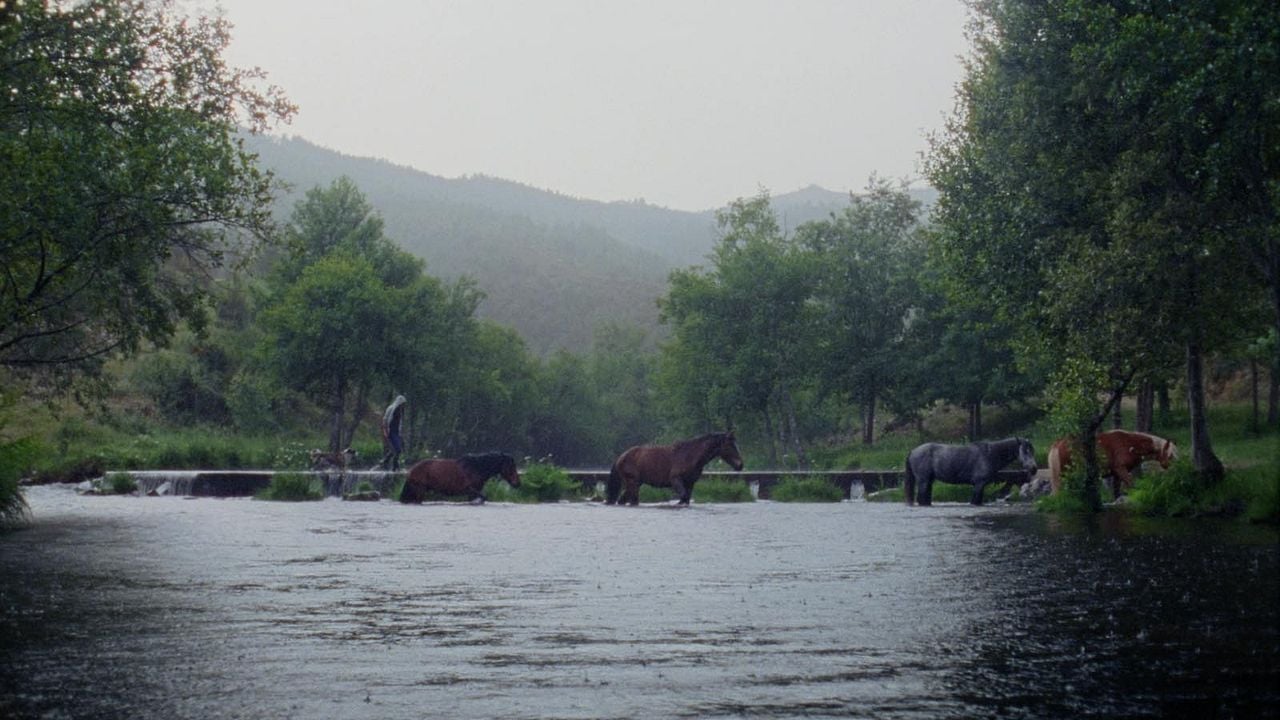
left=114, top=470, right=404, bottom=498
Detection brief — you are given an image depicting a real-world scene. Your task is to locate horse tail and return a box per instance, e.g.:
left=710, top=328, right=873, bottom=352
left=605, top=463, right=622, bottom=505
left=1048, top=443, right=1063, bottom=495
left=903, top=454, right=916, bottom=506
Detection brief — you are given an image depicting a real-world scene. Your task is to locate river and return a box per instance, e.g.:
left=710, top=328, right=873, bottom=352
left=1, top=485, right=1276, bottom=719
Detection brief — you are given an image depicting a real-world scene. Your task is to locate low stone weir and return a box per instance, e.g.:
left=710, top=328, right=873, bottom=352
left=112, top=468, right=1032, bottom=499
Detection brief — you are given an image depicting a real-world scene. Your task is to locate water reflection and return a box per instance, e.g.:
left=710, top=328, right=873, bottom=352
left=0, top=488, right=1275, bottom=719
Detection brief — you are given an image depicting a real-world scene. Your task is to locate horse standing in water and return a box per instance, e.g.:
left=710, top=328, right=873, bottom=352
left=606, top=431, right=744, bottom=506
left=399, top=452, right=520, bottom=504
left=1048, top=430, right=1177, bottom=497
left=904, top=437, right=1038, bottom=506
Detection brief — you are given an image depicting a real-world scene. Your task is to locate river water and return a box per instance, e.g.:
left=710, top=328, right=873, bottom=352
left=1, top=486, right=1276, bottom=719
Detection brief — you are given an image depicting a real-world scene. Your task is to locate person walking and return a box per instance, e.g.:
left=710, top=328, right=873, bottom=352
left=379, top=394, right=407, bottom=470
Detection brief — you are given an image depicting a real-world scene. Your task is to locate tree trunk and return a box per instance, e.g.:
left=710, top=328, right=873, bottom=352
left=1112, top=389, right=1123, bottom=429
left=1269, top=359, right=1279, bottom=427
left=1251, top=359, right=1261, bottom=434
left=1186, top=338, right=1225, bottom=484
left=1136, top=380, right=1154, bottom=432
left=862, top=395, right=876, bottom=446
left=966, top=401, right=983, bottom=442
left=343, top=383, right=368, bottom=450
left=329, top=376, right=347, bottom=452
left=1157, top=382, right=1171, bottom=424
left=761, top=406, right=778, bottom=467
left=780, top=383, right=808, bottom=468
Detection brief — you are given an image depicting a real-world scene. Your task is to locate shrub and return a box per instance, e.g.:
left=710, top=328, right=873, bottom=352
left=769, top=476, right=844, bottom=502
left=0, top=437, right=38, bottom=526
left=107, top=472, right=138, bottom=495
left=256, top=472, right=324, bottom=501
left=638, top=484, right=673, bottom=503
left=1126, top=459, right=1202, bottom=517
left=482, top=463, right=580, bottom=503
left=692, top=477, right=755, bottom=503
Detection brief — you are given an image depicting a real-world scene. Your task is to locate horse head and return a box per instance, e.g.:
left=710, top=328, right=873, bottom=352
left=500, top=454, right=521, bottom=487
left=717, top=431, right=745, bottom=471
left=1157, top=439, right=1178, bottom=469
left=1017, top=438, right=1038, bottom=476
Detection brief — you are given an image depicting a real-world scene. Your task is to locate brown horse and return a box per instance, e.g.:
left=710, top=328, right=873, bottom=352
left=606, top=431, right=744, bottom=506
left=1048, top=430, right=1178, bottom=497
left=399, top=452, right=521, bottom=504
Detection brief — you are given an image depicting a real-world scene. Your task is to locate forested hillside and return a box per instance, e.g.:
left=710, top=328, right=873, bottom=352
left=246, top=135, right=709, bottom=353
left=244, top=135, right=936, bottom=354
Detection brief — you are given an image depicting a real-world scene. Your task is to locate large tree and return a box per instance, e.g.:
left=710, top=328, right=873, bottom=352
left=0, top=0, right=293, bottom=395
left=797, top=178, right=926, bottom=445
left=659, top=192, right=816, bottom=466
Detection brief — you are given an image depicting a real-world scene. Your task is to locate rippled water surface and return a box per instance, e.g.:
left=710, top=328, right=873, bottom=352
left=2, top=486, right=1277, bottom=719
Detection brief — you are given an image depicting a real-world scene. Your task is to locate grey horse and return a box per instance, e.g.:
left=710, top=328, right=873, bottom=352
left=904, top=437, right=1038, bottom=506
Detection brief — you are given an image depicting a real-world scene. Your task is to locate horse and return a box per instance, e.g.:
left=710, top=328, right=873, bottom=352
left=606, top=431, right=744, bottom=506
left=1048, top=430, right=1177, bottom=497
left=904, top=437, right=1038, bottom=506
left=398, top=452, right=521, bottom=504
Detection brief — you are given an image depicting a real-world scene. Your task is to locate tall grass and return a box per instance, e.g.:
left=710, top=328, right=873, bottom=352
left=482, top=463, right=581, bottom=503
left=256, top=472, right=324, bottom=501
left=769, top=476, right=844, bottom=502
left=0, top=436, right=38, bottom=526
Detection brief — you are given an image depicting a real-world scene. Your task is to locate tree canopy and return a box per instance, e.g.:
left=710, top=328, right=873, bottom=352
left=0, top=0, right=293, bottom=396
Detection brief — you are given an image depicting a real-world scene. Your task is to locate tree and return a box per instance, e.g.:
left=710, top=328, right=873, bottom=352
left=927, top=0, right=1271, bottom=503
left=262, top=255, right=395, bottom=451
left=797, top=178, right=925, bottom=445
left=659, top=192, right=816, bottom=466
left=0, top=0, right=293, bottom=396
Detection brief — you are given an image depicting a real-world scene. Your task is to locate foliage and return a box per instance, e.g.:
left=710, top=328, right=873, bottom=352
left=1126, top=461, right=1204, bottom=518
left=797, top=177, right=927, bottom=444
left=638, top=484, right=674, bottom=503
left=512, top=462, right=581, bottom=503
left=691, top=478, right=755, bottom=503
left=0, top=437, right=37, bottom=526
left=768, top=476, right=844, bottom=503
left=0, top=0, right=292, bottom=397
left=106, top=472, right=138, bottom=495
left=256, top=473, right=324, bottom=501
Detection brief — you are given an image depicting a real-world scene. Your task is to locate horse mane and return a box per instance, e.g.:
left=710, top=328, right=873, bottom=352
left=673, top=432, right=727, bottom=452
left=459, top=452, right=514, bottom=476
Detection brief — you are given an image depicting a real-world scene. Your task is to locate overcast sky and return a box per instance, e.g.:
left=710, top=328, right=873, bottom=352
left=207, top=0, right=971, bottom=211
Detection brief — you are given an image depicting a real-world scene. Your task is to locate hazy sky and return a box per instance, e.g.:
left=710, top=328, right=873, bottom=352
left=207, top=1, right=971, bottom=211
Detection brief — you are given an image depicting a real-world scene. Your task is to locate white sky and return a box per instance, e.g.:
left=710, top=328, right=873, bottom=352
left=207, top=0, right=971, bottom=211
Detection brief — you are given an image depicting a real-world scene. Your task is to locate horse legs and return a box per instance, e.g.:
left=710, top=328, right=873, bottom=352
left=623, top=478, right=640, bottom=506
left=917, top=477, right=933, bottom=506
left=671, top=478, right=689, bottom=505
left=970, top=481, right=986, bottom=506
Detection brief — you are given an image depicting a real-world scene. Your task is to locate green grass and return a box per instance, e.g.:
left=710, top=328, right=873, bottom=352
left=0, top=436, right=37, bottom=526
left=769, top=475, right=844, bottom=502
left=255, top=472, right=325, bottom=501
left=638, top=484, right=674, bottom=503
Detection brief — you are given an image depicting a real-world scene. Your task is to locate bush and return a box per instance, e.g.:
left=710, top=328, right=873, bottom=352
left=1126, top=460, right=1202, bottom=517
left=692, top=477, right=755, bottom=503
left=638, top=484, right=674, bottom=503
left=256, top=472, right=324, bottom=501
left=482, top=463, right=580, bottom=503
left=107, top=472, right=138, bottom=495
left=769, top=476, right=844, bottom=502
left=0, top=437, right=38, bottom=526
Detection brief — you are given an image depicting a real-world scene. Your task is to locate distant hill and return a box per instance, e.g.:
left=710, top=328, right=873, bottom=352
left=244, top=135, right=934, bottom=354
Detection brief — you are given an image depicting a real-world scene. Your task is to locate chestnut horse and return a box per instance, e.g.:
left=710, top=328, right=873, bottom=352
left=399, top=452, right=521, bottom=504
left=606, top=431, right=744, bottom=506
left=1048, top=430, right=1177, bottom=497
left=904, top=437, right=1038, bottom=506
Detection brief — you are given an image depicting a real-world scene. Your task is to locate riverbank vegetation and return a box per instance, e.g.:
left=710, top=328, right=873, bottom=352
left=256, top=473, right=325, bottom=502
left=2, top=1, right=1276, bottom=525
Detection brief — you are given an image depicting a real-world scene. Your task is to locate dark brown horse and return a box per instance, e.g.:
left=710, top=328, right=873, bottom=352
left=1048, top=430, right=1177, bottom=497
left=606, top=431, right=744, bottom=506
left=399, top=452, right=521, bottom=504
